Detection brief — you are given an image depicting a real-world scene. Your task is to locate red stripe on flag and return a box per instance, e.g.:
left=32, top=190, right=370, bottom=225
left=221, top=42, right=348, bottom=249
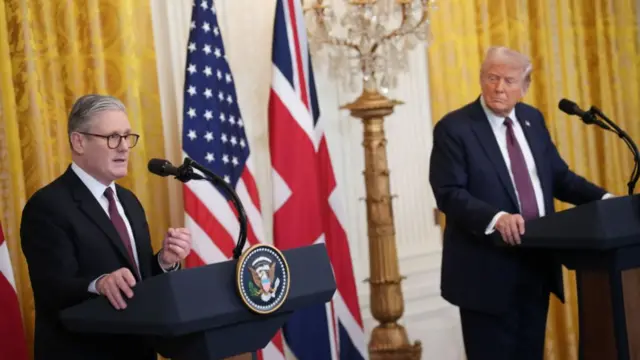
left=244, top=219, right=259, bottom=248
left=269, top=89, right=323, bottom=248
left=185, top=251, right=206, bottom=269
left=241, top=170, right=262, bottom=210
left=183, top=185, right=235, bottom=259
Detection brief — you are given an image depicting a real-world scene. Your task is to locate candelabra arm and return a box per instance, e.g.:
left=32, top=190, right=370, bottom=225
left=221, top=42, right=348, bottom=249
left=316, top=34, right=362, bottom=54
left=302, top=5, right=362, bottom=54
left=371, top=5, right=431, bottom=54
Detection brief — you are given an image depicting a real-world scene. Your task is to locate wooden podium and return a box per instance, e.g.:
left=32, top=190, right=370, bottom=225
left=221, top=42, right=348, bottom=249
left=493, top=194, right=640, bottom=360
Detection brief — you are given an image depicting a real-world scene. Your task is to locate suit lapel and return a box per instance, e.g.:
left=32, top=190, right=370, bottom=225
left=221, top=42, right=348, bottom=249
left=117, top=186, right=152, bottom=279
left=469, top=100, right=519, bottom=209
left=64, top=169, right=141, bottom=279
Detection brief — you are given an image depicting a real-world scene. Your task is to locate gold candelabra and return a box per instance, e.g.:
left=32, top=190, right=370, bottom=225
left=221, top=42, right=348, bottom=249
left=304, top=1, right=435, bottom=359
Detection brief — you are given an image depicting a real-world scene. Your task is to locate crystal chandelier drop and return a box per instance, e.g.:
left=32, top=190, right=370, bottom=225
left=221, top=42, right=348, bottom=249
left=304, top=0, right=436, bottom=94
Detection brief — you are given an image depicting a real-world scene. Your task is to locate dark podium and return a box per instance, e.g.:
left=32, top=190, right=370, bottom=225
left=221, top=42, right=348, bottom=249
left=495, top=195, right=640, bottom=360
left=59, top=244, right=336, bottom=360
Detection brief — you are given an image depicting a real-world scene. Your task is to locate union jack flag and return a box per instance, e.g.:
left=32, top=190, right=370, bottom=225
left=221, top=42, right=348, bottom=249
left=268, top=0, right=367, bottom=359
left=181, top=1, right=285, bottom=359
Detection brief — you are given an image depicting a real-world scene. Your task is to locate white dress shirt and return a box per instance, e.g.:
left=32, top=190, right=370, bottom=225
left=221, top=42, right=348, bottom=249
left=481, top=97, right=613, bottom=234
left=71, top=163, right=172, bottom=294
left=72, top=163, right=139, bottom=265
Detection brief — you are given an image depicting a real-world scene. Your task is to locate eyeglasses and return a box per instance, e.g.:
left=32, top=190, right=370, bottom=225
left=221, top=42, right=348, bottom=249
left=78, top=132, right=140, bottom=149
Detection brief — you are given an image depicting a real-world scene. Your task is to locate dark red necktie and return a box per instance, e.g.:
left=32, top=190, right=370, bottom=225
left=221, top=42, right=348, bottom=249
left=504, top=117, right=539, bottom=220
left=104, top=187, right=139, bottom=276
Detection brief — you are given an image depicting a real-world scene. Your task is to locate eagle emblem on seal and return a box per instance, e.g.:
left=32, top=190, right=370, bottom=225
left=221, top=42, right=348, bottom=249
left=248, top=256, right=281, bottom=302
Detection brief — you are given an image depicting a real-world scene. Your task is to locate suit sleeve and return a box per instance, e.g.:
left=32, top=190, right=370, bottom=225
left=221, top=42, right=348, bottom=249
left=20, top=197, right=97, bottom=313
left=539, top=114, right=607, bottom=205
left=429, top=120, right=502, bottom=236
left=127, top=192, right=179, bottom=276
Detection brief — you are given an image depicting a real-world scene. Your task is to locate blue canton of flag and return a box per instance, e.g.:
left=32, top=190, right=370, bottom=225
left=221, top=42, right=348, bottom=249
left=182, top=0, right=249, bottom=192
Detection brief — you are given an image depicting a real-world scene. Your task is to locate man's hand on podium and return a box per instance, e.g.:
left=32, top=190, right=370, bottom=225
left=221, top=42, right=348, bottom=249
left=96, top=267, right=136, bottom=310
left=495, top=213, right=525, bottom=246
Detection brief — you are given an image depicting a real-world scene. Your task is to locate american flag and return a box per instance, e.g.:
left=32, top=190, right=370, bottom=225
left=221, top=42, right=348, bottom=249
left=0, top=222, right=28, bottom=360
left=181, top=1, right=285, bottom=359
left=268, top=0, right=367, bottom=359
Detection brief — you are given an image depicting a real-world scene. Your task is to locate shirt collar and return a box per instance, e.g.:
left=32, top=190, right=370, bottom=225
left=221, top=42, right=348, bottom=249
left=71, top=162, right=117, bottom=202
left=480, top=95, right=517, bottom=129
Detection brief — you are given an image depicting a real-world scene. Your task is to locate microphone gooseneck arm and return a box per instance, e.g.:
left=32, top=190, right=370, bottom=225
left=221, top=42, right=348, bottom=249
left=182, top=158, right=248, bottom=259
left=590, top=106, right=640, bottom=196
left=175, top=163, right=207, bottom=182
left=147, top=157, right=248, bottom=259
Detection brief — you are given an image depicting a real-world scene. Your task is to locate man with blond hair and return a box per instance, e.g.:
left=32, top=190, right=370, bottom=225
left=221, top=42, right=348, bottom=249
left=429, top=47, right=612, bottom=359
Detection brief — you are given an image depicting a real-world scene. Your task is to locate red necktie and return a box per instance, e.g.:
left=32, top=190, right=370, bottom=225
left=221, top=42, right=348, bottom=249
left=104, top=187, right=140, bottom=276
left=504, top=117, right=539, bottom=220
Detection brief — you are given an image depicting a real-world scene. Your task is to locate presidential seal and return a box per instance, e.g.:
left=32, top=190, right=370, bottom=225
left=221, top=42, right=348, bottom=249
left=236, top=244, right=290, bottom=314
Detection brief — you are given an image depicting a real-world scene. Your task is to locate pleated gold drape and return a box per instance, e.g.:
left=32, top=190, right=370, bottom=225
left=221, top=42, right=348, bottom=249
left=0, top=1, right=170, bottom=357
left=427, top=0, right=639, bottom=359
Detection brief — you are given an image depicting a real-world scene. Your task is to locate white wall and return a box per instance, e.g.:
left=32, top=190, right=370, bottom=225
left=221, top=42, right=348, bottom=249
left=149, top=0, right=464, bottom=358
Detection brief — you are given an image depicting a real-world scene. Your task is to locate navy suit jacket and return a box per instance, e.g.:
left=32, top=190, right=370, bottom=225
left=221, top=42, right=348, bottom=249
left=429, top=98, right=606, bottom=314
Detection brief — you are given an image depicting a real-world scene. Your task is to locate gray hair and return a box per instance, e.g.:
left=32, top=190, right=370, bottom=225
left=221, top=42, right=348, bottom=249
left=480, top=46, right=533, bottom=87
left=67, top=94, right=126, bottom=136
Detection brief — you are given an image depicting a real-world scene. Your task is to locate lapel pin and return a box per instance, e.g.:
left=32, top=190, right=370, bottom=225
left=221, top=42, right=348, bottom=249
left=525, top=120, right=531, bottom=127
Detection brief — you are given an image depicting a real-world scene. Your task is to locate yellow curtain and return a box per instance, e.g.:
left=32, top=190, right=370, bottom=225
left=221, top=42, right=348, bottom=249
left=427, top=0, right=639, bottom=359
left=0, top=0, right=170, bottom=357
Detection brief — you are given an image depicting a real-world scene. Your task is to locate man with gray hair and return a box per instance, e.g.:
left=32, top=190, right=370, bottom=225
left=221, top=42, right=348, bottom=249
left=429, top=47, right=612, bottom=359
left=20, top=94, right=192, bottom=360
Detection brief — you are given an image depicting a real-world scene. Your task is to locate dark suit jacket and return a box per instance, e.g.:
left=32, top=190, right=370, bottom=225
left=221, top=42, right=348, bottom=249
left=429, top=98, right=606, bottom=314
left=20, top=166, right=164, bottom=360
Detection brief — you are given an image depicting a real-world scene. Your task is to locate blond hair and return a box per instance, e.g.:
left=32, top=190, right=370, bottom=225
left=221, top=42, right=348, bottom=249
left=480, top=46, right=532, bottom=91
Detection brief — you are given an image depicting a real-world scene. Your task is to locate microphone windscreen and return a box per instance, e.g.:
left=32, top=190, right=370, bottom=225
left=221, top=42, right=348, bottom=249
left=147, top=158, right=175, bottom=177
left=558, top=98, right=579, bottom=115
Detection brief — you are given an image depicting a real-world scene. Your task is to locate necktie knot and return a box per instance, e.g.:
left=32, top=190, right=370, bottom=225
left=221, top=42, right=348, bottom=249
left=504, top=117, right=514, bottom=127
left=104, top=187, right=117, bottom=205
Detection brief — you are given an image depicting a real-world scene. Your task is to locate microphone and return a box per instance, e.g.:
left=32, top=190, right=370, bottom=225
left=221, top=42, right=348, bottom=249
left=558, top=98, right=610, bottom=131
left=148, top=158, right=178, bottom=177
left=148, top=158, right=206, bottom=182
left=147, top=157, right=248, bottom=259
left=559, top=99, right=640, bottom=195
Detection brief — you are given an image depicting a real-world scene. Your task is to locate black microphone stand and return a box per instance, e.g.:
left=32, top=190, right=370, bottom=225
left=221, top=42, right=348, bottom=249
left=175, top=157, right=248, bottom=259
left=589, top=106, right=640, bottom=196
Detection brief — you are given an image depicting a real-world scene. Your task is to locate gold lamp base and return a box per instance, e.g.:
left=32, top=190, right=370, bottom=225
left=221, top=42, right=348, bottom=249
left=342, top=89, right=422, bottom=360
left=370, top=324, right=422, bottom=360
